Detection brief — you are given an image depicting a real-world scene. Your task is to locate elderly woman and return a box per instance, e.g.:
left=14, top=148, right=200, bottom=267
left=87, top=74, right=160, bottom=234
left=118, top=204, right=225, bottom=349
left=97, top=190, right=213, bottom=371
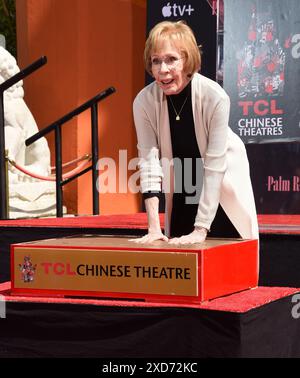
left=133, top=21, right=259, bottom=245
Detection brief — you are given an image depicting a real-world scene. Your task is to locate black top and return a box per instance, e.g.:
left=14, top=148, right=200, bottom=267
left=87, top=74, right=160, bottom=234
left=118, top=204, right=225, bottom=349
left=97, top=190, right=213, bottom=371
left=167, top=81, right=202, bottom=236
left=167, top=81, right=200, bottom=160
left=143, top=81, right=200, bottom=200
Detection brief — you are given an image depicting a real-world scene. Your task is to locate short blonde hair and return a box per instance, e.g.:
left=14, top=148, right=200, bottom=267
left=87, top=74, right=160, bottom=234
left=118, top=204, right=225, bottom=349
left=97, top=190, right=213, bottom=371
left=144, top=21, right=201, bottom=77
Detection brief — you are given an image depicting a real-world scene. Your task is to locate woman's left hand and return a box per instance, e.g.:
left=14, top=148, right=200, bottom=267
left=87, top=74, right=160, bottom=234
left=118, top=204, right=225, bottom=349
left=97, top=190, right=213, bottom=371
left=168, top=227, right=207, bottom=245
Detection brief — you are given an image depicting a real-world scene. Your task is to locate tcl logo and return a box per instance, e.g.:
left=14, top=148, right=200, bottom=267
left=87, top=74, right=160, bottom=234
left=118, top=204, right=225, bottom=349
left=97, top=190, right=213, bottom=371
left=41, top=262, right=76, bottom=275
left=162, top=2, right=194, bottom=17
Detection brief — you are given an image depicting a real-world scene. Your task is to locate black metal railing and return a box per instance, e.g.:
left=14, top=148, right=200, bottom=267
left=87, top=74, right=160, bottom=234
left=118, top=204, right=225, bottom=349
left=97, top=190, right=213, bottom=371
left=0, top=56, right=47, bottom=219
left=25, top=86, right=116, bottom=217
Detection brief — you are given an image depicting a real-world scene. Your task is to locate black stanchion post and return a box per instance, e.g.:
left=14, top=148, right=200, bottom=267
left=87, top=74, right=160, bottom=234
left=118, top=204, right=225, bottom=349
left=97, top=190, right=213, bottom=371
left=91, top=103, right=99, bottom=215
left=55, top=124, right=63, bottom=217
left=0, top=93, right=7, bottom=219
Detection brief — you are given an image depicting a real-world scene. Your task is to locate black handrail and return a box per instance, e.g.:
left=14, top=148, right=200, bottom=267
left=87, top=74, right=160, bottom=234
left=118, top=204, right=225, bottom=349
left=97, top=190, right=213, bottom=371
left=0, top=56, right=47, bottom=92
left=25, top=86, right=116, bottom=217
left=26, top=87, right=115, bottom=145
left=0, top=56, right=47, bottom=219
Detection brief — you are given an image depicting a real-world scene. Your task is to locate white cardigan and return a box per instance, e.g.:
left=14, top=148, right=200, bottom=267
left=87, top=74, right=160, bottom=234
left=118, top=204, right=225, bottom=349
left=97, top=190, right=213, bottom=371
left=133, top=73, right=259, bottom=240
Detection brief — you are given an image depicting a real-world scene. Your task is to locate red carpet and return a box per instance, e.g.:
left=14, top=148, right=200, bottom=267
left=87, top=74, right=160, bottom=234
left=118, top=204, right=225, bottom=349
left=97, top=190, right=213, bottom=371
left=0, top=281, right=298, bottom=313
left=0, top=213, right=153, bottom=229
left=0, top=213, right=298, bottom=234
left=257, top=214, right=300, bottom=234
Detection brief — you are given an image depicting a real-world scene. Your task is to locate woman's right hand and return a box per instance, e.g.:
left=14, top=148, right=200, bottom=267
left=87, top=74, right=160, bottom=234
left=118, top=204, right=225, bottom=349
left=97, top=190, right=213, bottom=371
left=130, top=197, right=167, bottom=244
left=129, top=231, right=168, bottom=244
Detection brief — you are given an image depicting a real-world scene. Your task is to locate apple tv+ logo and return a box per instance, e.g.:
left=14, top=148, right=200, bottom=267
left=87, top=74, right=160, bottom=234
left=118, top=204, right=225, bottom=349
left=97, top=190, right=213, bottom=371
left=162, top=2, right=194, bottom=17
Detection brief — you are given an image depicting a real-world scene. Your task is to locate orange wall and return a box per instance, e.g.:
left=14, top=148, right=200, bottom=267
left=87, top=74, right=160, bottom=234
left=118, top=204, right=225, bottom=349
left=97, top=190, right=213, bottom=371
left=16, top=0, right=146, bottom=215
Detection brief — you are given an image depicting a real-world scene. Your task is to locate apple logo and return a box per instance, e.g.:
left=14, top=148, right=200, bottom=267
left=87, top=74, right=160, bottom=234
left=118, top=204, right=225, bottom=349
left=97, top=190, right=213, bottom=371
left=162, top=3, right=172, bottom=17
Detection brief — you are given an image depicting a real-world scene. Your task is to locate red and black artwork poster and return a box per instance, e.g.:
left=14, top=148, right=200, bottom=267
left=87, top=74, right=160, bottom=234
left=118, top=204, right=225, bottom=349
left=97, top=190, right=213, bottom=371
left=223, top=0, right=300, bottom=143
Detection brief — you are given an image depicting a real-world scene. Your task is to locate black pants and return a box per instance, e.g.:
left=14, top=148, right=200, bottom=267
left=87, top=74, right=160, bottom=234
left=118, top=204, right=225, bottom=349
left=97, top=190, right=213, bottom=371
left=170, top=193, right=240, bottom=238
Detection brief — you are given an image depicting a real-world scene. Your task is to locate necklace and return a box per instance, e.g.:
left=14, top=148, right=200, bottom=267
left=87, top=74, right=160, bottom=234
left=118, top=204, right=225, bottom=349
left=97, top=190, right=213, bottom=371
left=168, top=95, right=188, bottom=121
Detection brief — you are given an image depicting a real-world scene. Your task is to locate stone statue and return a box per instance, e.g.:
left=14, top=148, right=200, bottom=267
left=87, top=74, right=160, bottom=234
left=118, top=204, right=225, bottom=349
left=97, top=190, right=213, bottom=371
left=0, top=46, right=58, bottom=218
